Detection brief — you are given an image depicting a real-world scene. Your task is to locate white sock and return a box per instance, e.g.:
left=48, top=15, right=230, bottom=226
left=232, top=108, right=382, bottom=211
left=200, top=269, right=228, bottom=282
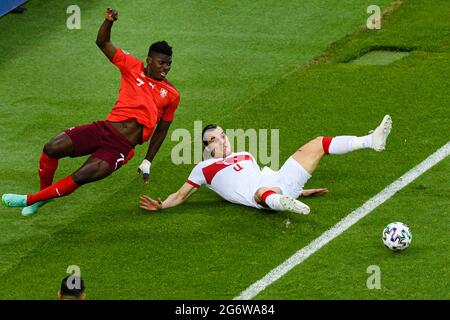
left=328, top=135, right=373, bottom=155
left=351, top=134, right=373, bottom=151
left=264, top=193, right=284, bottom=211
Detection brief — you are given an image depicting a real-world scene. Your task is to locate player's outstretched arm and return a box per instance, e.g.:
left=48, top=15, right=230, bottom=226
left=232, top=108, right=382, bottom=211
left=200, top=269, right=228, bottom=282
left=96, top=7, right=118, bottom=61
left=139, top=182, right=198, bottom=212
left=301, top=188, right=328, bottom=197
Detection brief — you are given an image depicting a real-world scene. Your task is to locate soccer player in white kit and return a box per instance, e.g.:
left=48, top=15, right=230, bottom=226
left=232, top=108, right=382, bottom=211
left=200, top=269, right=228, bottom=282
left=139, top=115, right=392, bottom=215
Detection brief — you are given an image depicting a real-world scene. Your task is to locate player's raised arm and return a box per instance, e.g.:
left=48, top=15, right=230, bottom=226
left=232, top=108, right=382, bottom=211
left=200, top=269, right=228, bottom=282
left=139, top=182, right=198, bottom=212
left=96, top=7, right=118, bottom=61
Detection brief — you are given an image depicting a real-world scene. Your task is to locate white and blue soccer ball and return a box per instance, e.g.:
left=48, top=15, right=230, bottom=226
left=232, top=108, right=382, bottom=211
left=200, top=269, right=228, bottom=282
left=382, top=222, right=412, bottom=251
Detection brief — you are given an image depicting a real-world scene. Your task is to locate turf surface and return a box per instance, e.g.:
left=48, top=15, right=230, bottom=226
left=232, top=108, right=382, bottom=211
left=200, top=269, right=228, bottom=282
left=0, top=0, right=448, bottom=299
left=349, top=50, right=410, bottom=65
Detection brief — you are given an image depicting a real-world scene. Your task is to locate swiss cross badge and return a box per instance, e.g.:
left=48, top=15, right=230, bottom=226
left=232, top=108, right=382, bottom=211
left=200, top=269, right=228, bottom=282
left=160, top=88, right=168, bottom=98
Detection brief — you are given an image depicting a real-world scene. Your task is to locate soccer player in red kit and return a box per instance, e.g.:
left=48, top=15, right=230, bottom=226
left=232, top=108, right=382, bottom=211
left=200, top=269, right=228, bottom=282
left=2, top=8, right=180, bottom=215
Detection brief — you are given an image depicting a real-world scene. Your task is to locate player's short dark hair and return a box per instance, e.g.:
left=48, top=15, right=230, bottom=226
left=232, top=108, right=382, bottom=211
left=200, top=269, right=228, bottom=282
left=60, top=275, right=85, bottom=298
left=202, top=124, right=218, bottom=146
left=148, top=40, right=172, bottom=57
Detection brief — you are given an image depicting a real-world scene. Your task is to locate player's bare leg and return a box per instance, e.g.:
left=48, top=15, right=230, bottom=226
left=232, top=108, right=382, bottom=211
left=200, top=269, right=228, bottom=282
left=43, top=132, right=75, bottom=159
left=254, top=187, right=311, bottom=215
left=292, top=115, right=392, bottom=175
left=253, top=115, right=392, bottom=215
left=2, top=156, right=113, bottom=212
left=292, top=136, right=326, bottom=175
left=71, top=156, right=113, bottom=185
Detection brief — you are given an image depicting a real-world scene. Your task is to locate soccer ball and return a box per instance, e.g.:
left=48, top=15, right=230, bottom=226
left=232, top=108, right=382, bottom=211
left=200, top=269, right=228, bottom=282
left=382, top=222, right=412, bottom=251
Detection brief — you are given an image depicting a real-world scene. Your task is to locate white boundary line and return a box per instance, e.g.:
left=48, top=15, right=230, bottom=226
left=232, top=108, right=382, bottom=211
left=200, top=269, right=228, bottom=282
left=234, top=141, right=450, bottom=300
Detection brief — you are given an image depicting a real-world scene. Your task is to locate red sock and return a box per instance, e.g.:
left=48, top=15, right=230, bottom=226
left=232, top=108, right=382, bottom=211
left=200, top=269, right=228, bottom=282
left=27, top=175, right=79, bottom=205
left=261, top=190, right=276, bottom=207
left=39, top=151, right=59, bottom=190
left=322, top=137, right=333, bottom=155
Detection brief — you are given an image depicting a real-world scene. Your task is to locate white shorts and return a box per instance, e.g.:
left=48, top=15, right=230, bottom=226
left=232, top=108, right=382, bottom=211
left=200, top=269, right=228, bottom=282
left=258, top=157, right=312, bottom=199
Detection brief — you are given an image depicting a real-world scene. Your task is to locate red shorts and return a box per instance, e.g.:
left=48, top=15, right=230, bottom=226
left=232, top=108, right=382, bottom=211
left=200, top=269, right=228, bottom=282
left=65, top=121, right=135, bottom=171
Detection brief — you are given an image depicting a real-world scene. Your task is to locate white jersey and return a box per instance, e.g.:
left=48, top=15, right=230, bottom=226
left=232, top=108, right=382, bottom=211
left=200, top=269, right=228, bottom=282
left=187, top=152, right=264, bottom=208
left=187, top=152, right=312, bottom=209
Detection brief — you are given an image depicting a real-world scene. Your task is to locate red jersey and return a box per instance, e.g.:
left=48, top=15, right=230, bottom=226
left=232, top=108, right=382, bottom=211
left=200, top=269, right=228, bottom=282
left=106, top=48, right=180, bottom=143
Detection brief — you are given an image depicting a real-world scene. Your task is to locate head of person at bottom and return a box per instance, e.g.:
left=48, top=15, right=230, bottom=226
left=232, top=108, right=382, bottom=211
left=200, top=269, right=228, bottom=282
left=58, top=275, right=86, bottom=300
left=202, top=124, right=232, bottom=159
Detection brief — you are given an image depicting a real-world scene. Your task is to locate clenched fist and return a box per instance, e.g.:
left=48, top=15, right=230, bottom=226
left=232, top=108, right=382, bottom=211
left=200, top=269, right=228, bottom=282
left=105, top=7, right=118, bottom=22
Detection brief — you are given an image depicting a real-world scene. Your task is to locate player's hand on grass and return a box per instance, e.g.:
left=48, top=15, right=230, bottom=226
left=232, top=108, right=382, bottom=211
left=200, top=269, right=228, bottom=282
left=140, top=195, right=163, bottom=211
left=301, top=188, right=328, bottom=197
left=137, top=159, right=151, bottom=184
left=105, top=7, right=118, bottom=22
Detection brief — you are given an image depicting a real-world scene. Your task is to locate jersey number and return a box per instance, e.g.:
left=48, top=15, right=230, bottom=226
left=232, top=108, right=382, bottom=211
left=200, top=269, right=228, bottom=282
left=136, top=78, right=144, bottom=87
left=233, top=164, right=244, bottom=172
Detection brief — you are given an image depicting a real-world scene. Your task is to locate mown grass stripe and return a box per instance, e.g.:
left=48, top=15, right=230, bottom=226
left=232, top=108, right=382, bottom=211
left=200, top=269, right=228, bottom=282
left=235, top=141, right=450, bottom=300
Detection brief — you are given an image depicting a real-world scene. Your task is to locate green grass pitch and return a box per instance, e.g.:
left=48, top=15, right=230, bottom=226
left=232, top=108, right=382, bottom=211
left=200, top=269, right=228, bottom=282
left=0, top=0, right=449, bottom=299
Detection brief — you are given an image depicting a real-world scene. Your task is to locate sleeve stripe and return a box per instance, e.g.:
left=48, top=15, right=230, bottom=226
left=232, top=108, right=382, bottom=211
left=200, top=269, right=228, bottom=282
left=187, top=180, right=200, bottom=188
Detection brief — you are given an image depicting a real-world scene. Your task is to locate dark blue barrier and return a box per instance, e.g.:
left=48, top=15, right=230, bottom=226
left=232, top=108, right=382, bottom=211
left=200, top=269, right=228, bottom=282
left=0, top=0, right=27, bottom=17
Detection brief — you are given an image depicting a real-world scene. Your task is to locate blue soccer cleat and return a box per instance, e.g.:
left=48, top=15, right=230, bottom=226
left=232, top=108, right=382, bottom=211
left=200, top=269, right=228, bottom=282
left=2, top=194, right=27, bottom=208
left=21, top=200, right=51, bottom=217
